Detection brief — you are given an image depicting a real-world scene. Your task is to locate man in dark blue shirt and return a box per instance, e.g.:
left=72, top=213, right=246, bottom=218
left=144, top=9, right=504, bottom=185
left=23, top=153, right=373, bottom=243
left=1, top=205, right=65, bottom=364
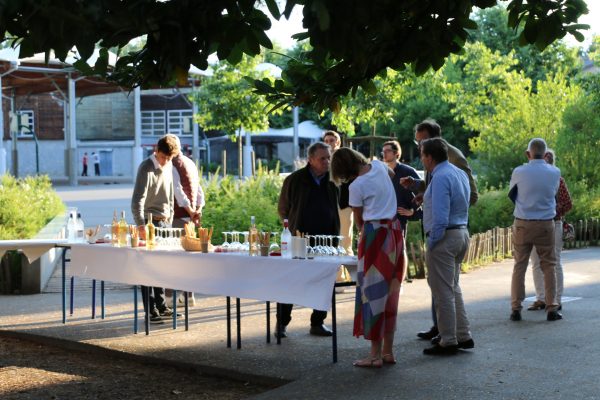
left=381, top=140, right=422, bottom=234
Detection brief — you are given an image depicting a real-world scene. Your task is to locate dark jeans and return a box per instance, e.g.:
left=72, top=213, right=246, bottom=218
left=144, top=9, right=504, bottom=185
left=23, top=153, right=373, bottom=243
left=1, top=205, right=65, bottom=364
left=141, top=286, right=167, bottom=314
left=94, top=164, right=100, bottom=176
left=141, top=218, right=169, bottom=314
left=276, top=303, right=327, bottom=327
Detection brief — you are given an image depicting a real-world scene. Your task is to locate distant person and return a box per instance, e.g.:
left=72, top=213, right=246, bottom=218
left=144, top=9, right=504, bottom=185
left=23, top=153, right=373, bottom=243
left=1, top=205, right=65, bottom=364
left=92, top=152, right=101, bottom=176
left=81, top=152, right=88, bottom=176
left=330, top=147, right=405, bottom=367
left=276, top=142, right=340, bottom=338
left=508, top=138, right=562, bottom=322
left=528, top=149, right=572, bottom=311
left=131, top=134, right=178, bottom=324
left=322, top=130, right=354, bottom=255
left=419, top=138, right=473, bottom=355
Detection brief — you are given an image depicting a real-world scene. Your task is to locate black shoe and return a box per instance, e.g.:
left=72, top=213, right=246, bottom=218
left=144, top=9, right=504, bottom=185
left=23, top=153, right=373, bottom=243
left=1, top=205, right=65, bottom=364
left=310, top=324, right=333, bottom=337
left=423, top=344, right=458, bottom=355
left=547, top=311, right=563, bottom=321
left=431, top=335, right=441, bottom=345
left=417, top=326, right=439, bottom=340
left=149, top=312, right=165, bottom=324
left=510, top=310, right=522, bottom=321
left=458, top=338, right=475, bottom=349
left=158, top=308, right=182, bottom=318
left=274, top=325, right=287, bottom=339
left=558, top=304, right=562, bottom=311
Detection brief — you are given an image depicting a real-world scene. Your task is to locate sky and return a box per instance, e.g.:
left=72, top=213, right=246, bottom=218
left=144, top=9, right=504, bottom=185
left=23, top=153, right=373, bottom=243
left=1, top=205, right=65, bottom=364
left=268, top=2, right=599, bottom=50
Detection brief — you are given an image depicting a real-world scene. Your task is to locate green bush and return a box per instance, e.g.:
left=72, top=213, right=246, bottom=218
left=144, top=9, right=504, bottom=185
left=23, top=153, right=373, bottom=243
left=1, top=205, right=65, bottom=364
left=200, top=167, right=284, bottom=243
left=468, top=187, right=515, bottom=234
left=565, top=181, right=600, bottom=223
left=0, top=175, right=65, bottom=239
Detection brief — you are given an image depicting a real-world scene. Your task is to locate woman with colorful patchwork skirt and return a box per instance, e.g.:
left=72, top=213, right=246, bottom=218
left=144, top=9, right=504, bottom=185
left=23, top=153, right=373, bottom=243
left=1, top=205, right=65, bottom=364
left=331, top=148, right=406, bottom=368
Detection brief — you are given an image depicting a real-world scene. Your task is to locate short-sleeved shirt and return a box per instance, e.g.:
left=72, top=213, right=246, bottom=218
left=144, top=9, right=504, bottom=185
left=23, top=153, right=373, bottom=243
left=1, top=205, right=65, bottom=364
left=349, top=160, right=396, bottom=221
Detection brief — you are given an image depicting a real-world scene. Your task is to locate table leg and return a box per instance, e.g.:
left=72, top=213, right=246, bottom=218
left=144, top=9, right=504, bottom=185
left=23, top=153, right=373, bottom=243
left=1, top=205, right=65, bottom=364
left=236, top=298, right=241, bottom=349
left=266, top=301, right=271, bottom=344
left=91, top=279, right=96, bottom=319
left=69, top=276, right=74, bottom=316
left=144, top=286, right=150, bottom=336
left=184, top=291, right=189, bottom=331
left=332, top=287, right=338, bottom=363
left=226, top=296, right=231, bottom=348
left=276, top=303, right=281, bottom=345
left=172, top=289, right=177, bottom=330
left=101, top=281, right=105, bottom=319
left=134, top=285, right=138, bottom=334
left=61, top=247, right=67, bottom=324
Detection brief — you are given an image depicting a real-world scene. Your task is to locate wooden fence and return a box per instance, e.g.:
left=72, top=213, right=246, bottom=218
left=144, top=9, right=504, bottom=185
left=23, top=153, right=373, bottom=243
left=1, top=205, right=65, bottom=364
left=406, top=218, right=599, bottom=280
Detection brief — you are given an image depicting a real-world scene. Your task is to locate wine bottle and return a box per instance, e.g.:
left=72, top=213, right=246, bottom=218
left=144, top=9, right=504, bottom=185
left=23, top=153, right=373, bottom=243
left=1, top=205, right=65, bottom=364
left=280, top=219, right=292, bottom=259
left=118, top=211, right=128, bottom=247
left=249, top=216, right=258, bottom=256
left=111, top=210, right=119, bottom=246
left=146, top=212, right=155, bottom=249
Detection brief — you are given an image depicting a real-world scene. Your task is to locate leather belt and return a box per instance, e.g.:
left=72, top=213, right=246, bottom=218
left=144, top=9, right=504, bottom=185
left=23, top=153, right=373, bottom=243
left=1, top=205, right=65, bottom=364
left=446, top=225, right=467, bottom=230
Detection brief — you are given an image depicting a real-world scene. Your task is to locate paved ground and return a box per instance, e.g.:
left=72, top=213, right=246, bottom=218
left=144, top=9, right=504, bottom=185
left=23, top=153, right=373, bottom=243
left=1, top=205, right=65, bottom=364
left=5, top=184, right=595, bottom=399
left=1, top=247, right=599, bottom=399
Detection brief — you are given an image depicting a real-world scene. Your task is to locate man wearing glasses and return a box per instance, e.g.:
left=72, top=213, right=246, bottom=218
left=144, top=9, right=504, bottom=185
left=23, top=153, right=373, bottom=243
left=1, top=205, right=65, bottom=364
left=401, top=119, right=478, bottom=343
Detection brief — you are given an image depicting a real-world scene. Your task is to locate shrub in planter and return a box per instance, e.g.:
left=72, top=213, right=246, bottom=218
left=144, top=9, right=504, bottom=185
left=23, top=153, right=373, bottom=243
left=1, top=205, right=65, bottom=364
left=0, top=174, right=65, bottom=293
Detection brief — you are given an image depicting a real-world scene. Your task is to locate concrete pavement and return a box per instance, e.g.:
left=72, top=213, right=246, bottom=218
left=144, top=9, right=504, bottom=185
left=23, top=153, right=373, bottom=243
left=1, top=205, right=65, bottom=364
left=1, top=247, right=599, bottom=399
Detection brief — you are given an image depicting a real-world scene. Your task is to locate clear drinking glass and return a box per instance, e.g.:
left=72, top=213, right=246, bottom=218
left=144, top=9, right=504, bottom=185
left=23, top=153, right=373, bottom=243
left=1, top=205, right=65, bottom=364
left=336, top=235, right=347, bottom=256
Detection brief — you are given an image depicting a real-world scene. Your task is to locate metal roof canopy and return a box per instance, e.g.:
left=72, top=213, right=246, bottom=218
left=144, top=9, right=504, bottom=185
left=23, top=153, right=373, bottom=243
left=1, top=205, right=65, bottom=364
left=0, top=49, right=202, bottom=183
left=0, top=49, right=127, bottom=183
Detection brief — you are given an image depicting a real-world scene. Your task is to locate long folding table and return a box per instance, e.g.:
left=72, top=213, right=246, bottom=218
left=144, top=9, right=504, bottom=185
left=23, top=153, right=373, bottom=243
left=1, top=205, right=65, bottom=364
left=68, top=243, right=357, bottom=362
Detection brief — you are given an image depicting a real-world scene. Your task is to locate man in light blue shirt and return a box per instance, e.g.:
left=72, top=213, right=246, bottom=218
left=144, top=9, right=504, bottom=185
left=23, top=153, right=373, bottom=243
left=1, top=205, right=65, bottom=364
left=508, top=138, right=561, bottom=322
left=420, top=138, right=473, bottom=355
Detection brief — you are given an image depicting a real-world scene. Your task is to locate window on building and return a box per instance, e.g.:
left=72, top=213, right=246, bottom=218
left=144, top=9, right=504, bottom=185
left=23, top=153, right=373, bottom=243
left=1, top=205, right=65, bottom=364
left=167, top=110, right=193, bottom=135
left=141, top=111, right=166, bottom=136
left=16, top=110, right=34, bottom=136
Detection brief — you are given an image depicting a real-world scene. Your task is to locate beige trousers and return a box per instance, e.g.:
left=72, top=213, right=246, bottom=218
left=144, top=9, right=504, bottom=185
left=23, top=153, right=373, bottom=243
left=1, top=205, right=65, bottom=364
left=426, top=229, right=471, bottom=346
left=511, top=219, right=558, bottom=312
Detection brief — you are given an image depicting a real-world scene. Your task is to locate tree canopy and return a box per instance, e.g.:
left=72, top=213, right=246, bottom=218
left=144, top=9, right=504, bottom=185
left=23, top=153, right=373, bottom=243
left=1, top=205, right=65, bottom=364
left=0, top=0, right=590, bottom=112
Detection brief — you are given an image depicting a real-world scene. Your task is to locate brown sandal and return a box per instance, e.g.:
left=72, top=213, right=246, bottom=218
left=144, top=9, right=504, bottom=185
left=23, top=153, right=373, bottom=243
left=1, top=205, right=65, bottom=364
left=382, top=354, right=397, bottom=364
left=353, top=357, right=383, bottom=368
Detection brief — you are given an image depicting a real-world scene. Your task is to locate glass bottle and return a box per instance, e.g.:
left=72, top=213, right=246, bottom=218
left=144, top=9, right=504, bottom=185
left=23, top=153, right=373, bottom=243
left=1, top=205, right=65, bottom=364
left=67, top=212, right=76, bottom=243
left=146, top=212, right=155, bottom=249
left=280, top=219, right=292, bottom=259
left=111, top=210, right=119, bottom=246
left=76, top=212, right=85, bottom=243
left=248, top=216, right=258, bottom=256
left=118, top=211, right=128, bottom=247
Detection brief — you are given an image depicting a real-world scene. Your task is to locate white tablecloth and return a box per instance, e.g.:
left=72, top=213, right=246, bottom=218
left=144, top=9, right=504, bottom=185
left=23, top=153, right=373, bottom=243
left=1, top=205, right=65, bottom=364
left=70, top=244, right=356, bottom=311
left=0, top=239, right=69, bottom=262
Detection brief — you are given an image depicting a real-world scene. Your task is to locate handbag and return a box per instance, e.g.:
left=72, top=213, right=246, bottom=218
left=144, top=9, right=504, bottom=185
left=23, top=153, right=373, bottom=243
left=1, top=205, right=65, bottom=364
left=562, top=222, right=575, bottom=242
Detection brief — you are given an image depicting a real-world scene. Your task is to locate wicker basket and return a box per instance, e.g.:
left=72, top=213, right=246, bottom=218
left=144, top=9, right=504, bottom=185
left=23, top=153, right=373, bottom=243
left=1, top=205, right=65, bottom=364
left=181, top=235, right=203, bottom=252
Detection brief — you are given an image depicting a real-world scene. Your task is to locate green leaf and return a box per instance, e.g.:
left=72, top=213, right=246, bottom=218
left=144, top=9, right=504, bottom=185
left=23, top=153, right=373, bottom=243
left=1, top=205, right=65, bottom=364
left=264, top=0, right=281, bottom=19
left=359, top=79, right=377, bottom=95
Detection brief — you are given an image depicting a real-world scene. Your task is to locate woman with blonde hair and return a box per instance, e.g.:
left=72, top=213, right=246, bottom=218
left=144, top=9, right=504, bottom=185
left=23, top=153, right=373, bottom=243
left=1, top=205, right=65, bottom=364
left=331, top=148, right=405, bottom=368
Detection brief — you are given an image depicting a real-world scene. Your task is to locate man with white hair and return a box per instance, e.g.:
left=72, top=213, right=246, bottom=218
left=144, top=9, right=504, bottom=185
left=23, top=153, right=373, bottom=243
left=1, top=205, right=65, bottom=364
left=508, top=138, right=562, bottom=322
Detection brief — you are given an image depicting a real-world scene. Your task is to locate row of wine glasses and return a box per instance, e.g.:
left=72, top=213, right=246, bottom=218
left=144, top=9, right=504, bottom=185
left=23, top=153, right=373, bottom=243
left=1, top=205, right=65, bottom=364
left=220, top=231, right=280, bottom=253
left=306, top=235, right=346, bottom=257
left=155, top=227, right=184, bottom=248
